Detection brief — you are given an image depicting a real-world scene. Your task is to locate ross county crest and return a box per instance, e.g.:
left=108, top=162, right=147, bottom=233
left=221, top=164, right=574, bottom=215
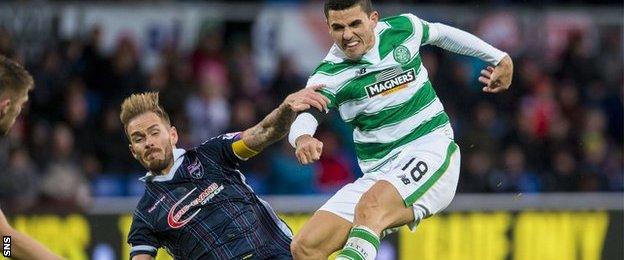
left=393, top=45, right=411, bottom=64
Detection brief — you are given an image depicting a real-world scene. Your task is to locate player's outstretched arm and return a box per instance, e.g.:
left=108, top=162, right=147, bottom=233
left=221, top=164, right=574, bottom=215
left=425, top=22, right=513, bottom=92
left=0, top=210, right=63, bottom=260
left=241, top=85, right=329, bottom=152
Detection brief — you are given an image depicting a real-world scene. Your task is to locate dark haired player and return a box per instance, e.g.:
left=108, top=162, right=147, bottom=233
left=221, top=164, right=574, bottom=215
left=289, top=0, right=513, bottom=259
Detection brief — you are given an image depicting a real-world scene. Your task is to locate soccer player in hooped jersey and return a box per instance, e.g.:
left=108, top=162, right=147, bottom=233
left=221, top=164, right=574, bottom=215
left=122, top=89, right=328, bottom=259
left=288, top=0, right=513, bottom=259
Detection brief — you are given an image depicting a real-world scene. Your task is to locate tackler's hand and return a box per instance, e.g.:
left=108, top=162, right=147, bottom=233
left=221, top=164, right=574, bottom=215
left=284, top=84, right=330, bottom=113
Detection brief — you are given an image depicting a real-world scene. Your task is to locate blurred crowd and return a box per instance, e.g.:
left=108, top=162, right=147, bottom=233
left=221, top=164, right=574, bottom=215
left=0, top=9, right=622, bottom=212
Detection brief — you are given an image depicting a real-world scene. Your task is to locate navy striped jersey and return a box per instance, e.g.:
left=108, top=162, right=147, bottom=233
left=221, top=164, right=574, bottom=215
left=128, top=133, right=293, bottom=259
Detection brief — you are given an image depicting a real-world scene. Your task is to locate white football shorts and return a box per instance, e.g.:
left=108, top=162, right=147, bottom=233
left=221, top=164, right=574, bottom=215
left=319, top=130, right=461, bottom=231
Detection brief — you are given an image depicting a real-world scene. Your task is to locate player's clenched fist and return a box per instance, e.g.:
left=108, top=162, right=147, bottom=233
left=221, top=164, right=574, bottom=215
left=295, top=134, right=323, bottom=164
left=284, top=84, right=330, bottom=113
left=479, top=55, right=513, bottom=93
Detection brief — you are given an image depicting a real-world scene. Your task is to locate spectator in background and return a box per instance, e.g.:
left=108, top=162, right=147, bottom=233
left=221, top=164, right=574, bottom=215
left=31, top=49, right=66, bottom=121
left=521, top=78, right=557, bottom=139
left=270, top=56, right=306, bottom=102
left=26, top=121, right=52, bottom=170
left=545, top=149, right=581, bottom=191
left=579, top=108, right=611, bottom=190
left=229, top=98, right=258, bottom=132
left=0, top=148, right=39, bottom=212
left=191, top=27, right=229, bottom=94
left=268, top=141, right=316, bottom=194
left=82, top=26, right=109, bottom=99
left=557, top=30, right=595, bottom=90
left=0, top=27, right=16, bottom=59
left=147, top=61, right=187, bottom=117
left=105, top=36, right=146, bottom=103
left=63, top=37, right=86, bottom=76
left=185, top=72, right=230, bottom=144
left=491, top=145, right=541, bottom=193
left=315, top=130, right=354, bottom=193
left=556, top=79, right=584, bottom=128
left=602, top=148, right=624, bottom=191
left=98, top=105, right=139, bottom=174
left=64, top=77, right=96, bottom=154
left=39, top=123, right=91, bottom=211
left=459, top=150, right=495, bottom=193
left=229, top=40, right=264, bottom=99
left=463, top=101, right=505, bottom=156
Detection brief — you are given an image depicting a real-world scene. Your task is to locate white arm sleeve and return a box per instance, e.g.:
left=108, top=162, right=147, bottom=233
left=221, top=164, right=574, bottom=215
left=288, top=112, right=319, bottom=148
left=426, top=22, right=507, bottom=65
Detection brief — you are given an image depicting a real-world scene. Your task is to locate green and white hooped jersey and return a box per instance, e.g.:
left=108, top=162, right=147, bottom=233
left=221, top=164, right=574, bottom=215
left=307, top=13, right=452, bottom=173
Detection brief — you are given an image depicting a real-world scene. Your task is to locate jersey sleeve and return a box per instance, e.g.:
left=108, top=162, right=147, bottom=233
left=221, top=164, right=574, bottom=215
left=197, top=132, right=247, bottom=165
left=406, top=14, right=507, bottom=65
left=402, top=13, right=432, bottom=45
left=128, top=212, right=160, bottom=258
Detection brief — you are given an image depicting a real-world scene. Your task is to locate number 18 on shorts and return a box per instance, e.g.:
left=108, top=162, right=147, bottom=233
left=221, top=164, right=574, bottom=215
left=382, top=135, right=461, bottom=225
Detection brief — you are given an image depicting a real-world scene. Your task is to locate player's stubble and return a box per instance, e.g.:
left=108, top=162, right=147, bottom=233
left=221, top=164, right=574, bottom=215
left=138, top=142, right=174, bottom=174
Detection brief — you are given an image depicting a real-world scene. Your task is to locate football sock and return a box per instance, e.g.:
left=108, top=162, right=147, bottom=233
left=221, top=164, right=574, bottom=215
left=336, top=226, right=380, bottom=260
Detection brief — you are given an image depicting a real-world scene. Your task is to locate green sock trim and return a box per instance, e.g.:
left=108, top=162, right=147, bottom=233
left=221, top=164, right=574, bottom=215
left=350, top=228, right=380, bottom=250
left=338, top=247, right=365, bottom=260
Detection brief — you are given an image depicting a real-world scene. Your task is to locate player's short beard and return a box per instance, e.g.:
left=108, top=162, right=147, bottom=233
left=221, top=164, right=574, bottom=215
left=142, top=144, right=174, bottom=174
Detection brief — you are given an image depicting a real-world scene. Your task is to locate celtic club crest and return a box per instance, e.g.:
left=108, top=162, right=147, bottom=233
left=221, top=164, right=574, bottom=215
left=393, top=45, right=411, bottom=64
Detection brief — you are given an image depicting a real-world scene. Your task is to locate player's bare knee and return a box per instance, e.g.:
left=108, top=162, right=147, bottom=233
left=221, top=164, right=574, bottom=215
left=354, top=190, right=387, bottom=226
left=290, top=234, right=317, bottom=258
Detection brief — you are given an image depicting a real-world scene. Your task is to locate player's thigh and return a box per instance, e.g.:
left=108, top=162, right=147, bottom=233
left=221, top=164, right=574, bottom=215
left=294, top=210, right=352, bottom=252
left=354, top=180, right=415, bottom=229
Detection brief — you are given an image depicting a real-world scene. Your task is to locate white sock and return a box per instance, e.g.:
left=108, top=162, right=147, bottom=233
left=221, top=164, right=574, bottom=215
left=336, top=226, right=380, bottom=260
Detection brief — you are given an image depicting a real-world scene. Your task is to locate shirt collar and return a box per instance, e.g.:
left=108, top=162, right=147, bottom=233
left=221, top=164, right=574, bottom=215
left=139, top=148, right=186, bottom=182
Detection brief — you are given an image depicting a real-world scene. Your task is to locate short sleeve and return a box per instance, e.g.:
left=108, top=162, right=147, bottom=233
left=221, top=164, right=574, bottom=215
left=196, top=132, right=243, bottom=165
left=128, top=213, right=160, bottom=258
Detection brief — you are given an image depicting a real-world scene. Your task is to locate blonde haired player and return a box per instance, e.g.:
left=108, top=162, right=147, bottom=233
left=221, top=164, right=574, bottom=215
left=288, top=0, right=513, bottom=259
left=122, top=87, right=328, bottom=260
left=0, top=55, right=62, bottom=259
